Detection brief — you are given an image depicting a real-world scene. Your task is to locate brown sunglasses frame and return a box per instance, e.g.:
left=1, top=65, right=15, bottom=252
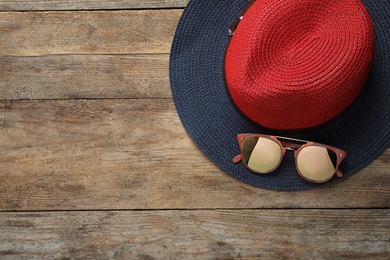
left=233, top=133, right=347, bottom=183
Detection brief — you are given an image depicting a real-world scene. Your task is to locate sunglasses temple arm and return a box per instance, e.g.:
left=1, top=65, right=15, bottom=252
left=233, top=154, right=242, bottom=163
left=336, top=168, right=343, bottom=178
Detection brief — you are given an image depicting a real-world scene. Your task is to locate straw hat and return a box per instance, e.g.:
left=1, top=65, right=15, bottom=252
left=169, top=0, right=390, bottom=190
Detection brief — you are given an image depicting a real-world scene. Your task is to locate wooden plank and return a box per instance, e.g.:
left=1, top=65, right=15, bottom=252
left=0, top=54, right=171, bottom=100
left=0, top=210, right=389, bottom=259
left=0, top=99, right=389, bottom=211
left=0, top=10, right=181, bottom=56
left=0, top=0, right=189, bottom=11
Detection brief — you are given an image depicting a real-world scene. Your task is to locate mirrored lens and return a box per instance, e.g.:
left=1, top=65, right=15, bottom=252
left=242, top=137, right=282, bottom=173
left=296, top=145, right=337, bottom=182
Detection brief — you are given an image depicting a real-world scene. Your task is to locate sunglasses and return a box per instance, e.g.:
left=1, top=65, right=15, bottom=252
left=233, top=134, right=347, bottom=183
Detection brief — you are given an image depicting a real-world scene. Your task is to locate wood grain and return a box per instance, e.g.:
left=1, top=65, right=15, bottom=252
left=0, top=10, right=181, bottom=56
left=0, top=55, right=171, bottom=99
left=1, top=1, right=389, bottom=258
left=0, top=99, right=389, bottom=211
left=0, top=210, right=389, bottom=259
left=0, top=0, right=189, bottom=11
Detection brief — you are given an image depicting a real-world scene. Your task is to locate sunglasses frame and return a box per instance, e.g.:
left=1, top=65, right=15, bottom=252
left=233, top=133, right=347, bottom=183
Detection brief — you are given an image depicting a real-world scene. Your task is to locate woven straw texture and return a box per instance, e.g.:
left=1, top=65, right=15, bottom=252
left=169, top=0, right=390, bottom=190
left=225, top=0, right=374, bottom=130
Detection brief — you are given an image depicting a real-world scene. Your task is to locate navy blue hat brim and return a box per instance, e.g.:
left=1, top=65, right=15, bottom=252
left=169, top=0, right=390, bottom=190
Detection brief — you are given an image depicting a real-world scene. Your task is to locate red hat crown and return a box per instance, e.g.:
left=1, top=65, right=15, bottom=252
left=225, top=0, right=375, bottom=130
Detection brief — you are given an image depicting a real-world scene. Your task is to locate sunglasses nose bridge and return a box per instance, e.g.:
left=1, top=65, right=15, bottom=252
left=279, top=140, right=303, bottom=157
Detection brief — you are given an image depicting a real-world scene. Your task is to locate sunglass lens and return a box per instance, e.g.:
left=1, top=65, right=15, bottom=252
left=296, top=146, right=337, bottom=182
left=242, top=137, right=282, bottom=173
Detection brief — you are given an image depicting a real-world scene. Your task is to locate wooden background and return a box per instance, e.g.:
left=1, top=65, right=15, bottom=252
left=0, top=0, right=389, bottom=259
